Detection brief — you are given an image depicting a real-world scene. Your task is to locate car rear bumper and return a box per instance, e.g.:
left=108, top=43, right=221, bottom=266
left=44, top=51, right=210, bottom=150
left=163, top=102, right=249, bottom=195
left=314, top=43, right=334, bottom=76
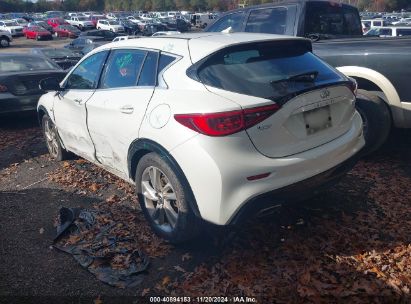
left=229, top=155, right=358, bottom=224
left=0, top=93, right=40, bottom=115
left=171, top=111, right=364, bottom=225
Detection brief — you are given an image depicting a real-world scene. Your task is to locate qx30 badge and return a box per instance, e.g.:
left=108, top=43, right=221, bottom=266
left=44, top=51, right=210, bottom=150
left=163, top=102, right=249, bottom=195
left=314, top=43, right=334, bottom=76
left=320, top=89, right=330, bottom=99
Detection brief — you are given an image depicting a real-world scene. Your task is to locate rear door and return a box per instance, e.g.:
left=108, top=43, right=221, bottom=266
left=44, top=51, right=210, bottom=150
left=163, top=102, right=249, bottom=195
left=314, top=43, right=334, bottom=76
left=86, top=48, right=158, bottom=174
left=54, top=50, right=108, bottom=160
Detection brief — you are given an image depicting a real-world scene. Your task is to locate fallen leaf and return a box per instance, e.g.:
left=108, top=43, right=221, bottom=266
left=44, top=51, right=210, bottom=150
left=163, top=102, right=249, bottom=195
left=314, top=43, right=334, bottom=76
left=141, top=288, right=150, bottom=296
left=174, top=265, right=186, bottom=273
left=162, top=276, right=171, bottom=286
left=182, top=253, right=192, bottom=262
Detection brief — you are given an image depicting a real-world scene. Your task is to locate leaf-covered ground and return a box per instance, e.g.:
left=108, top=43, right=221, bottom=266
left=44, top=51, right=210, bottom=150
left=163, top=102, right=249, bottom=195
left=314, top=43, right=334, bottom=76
left=1, top=116, right=410, bottom=302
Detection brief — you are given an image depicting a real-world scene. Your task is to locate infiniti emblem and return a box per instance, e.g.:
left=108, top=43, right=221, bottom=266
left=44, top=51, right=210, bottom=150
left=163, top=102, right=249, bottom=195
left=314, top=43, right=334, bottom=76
left=320, top=89, right=330, bottom=99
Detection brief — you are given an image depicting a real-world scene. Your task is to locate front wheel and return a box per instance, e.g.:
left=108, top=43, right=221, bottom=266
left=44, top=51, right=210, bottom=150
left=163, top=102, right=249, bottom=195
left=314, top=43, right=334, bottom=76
left=42, top=115, right=71, bottom=161
left=0, top=37, right=10, bottom=47
left=355, top=89, right=391, bottom=156
left=136, top=152, right=202, bottom=243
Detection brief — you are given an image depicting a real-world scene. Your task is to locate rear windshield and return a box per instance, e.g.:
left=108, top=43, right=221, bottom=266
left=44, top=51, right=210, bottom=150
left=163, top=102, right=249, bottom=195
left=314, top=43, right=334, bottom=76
left=0, top=56, right=58, bottom=73
left=195, top=41, right=345, bottom=101
left=305, top=2, right=362, bottom=36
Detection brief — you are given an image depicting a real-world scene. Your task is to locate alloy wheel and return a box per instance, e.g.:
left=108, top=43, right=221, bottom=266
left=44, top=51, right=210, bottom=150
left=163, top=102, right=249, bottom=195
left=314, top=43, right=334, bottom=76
left=141, top=166, right=178, bottom=232
left=44, top=119, right=59, bottom=158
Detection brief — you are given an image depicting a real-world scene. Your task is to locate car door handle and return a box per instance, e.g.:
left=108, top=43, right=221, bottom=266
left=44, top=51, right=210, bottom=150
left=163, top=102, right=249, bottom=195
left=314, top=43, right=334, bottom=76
left=73, top=98, right=82, bottom=104
left=120, top=105, right=134, bottom=114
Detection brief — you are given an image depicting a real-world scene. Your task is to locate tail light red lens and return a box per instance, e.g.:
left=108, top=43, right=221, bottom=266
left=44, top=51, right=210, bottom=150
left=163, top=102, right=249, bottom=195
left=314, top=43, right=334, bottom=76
left=347, top=77, right=358, bottom=95
left=174, top=103, right=280, bottom=137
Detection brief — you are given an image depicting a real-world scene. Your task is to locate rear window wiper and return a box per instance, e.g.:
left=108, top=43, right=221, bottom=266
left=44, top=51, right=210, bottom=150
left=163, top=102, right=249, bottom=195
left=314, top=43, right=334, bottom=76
left=270, top=71, right=319, bottom=85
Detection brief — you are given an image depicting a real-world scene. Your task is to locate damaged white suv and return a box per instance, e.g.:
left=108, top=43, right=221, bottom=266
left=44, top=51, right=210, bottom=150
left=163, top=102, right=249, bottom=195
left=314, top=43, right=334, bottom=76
left=38, top=33, right=364, bottom=242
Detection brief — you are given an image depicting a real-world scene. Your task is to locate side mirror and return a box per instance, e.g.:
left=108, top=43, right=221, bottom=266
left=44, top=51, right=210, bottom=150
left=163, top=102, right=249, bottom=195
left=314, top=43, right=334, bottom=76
left=39, top=77, right=62, bottom=91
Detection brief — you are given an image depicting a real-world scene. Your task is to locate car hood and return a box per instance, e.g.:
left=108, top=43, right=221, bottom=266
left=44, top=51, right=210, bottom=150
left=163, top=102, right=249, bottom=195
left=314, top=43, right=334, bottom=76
left=7, top=26, right=23, bottom=30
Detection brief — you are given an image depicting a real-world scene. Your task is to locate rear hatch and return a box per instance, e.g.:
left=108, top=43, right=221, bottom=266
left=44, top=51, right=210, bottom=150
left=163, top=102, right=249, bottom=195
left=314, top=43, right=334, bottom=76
left=193, top=39, right=356, bottom=157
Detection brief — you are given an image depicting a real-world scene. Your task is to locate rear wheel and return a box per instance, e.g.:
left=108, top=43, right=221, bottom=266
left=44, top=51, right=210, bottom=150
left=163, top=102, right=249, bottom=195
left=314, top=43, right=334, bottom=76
left=136, top=152, right=202, bottom=243
left=355, top=89, right=391, bottom=155
left=42, top=115, right=71, bottom=161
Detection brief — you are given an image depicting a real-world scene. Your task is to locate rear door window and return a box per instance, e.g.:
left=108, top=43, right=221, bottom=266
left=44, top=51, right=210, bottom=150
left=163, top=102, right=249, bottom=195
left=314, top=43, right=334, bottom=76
left=245, top=6, right=296, bottom=35
left=397, top=29, right=411, bottom=36
left=206, top=12, right=244, bottom=32
left=195, top=41, right=345, bottom=101
left=305, top=2, right=362, bottom=36
left=100, top=49, right=146, bottom=89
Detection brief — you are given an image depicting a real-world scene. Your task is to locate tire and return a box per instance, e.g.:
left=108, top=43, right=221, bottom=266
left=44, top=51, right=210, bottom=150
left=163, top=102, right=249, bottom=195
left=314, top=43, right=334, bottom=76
left=355, top=89, right=391, bottom=156
left=135, top=152, right=202, bottom=243
left=0, top=36, right=10, bottom=47
left=42, top=115, right=71, bottom=161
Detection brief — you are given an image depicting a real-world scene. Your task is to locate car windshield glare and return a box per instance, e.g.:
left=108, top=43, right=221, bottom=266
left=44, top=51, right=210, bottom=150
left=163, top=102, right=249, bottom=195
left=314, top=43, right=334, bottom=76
left=196, top=41, right=344, bottom=101
left=42, top=49, right=76, bottom=57
left=0, top=56, right=57, bottom=73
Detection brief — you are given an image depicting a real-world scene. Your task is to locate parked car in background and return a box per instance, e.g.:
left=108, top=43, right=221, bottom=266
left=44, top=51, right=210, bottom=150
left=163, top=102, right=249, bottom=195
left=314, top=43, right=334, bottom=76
left=53, top=25, right=81, bottom=38
left=23, top=26, right=52, bottom=40
left=365, top=26, right=411, bottom=37
left=97, top=19, right=125, bottom=32
left=80, top=41, right=107, bottom=55
left=0, top=30, right=12, bottom=47
left=118, top=19, right=141, bottom=35
left=361, top=19, right=391, bottom=32
left=0, top=20, right=24, bottom=37
left=0, top=54, right=65, bottom=115
left=13, top=18, right=28, bottom=28
left=37, top=33, right=364, bottom=242
left=80, top=29, right=125, bottom=41
left=31, top=48, right=81, bottom=70
left=64, top=36, right=105, bottom=53
left=66, top=16, right=94, bottom=31
left=112, top=35, right=140, bottom=42
left=89, top=15, right=105, bottom=27
left=28, top=21, right=54, bottom=33
left=151, top=31, right=180, bottom=36
left=47, top=18, right=70, bottom=28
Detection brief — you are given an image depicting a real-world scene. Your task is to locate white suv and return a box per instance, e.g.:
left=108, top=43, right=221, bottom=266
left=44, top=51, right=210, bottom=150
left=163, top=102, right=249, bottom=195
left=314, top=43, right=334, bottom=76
left=37, top=33, right=364, bottom=242
left=0, top=20, right=24, bottom=37
left=97, top=19, right=124, bottom=32
left=0, top=30, right=12, bottom=47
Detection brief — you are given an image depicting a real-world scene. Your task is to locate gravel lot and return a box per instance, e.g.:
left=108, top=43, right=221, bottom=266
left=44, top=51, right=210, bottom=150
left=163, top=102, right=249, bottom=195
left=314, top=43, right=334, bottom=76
left=1, top=36, right=69, bottom=53
left=1, top=37, right=411, bottom=303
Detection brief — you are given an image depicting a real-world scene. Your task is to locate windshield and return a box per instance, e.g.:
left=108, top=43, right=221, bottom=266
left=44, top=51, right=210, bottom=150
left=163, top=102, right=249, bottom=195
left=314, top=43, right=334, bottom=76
left=0, top=56, right=57, bottom=73
left=108, top=21, right=119, bottom=25
left=77, top=17, right=88, bottom=21
left=29, top=26, right=43, bottom=31
left=42, top=49, right=77, bottom=57
left=5, top=21, right=19, bottom=26
left=196, top=41, right=344, bottom=101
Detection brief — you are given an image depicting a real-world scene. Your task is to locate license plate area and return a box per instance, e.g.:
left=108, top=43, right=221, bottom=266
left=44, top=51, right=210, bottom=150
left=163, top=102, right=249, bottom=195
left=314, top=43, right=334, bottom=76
left=303, top=105, right=332, bottom=135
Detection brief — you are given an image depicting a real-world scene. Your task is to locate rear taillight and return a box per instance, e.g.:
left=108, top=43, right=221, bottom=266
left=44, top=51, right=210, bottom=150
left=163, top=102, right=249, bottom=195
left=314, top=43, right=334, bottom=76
left=0, top=84, right=8, bottom=93
left=174, top=104, right=280, bottom=137
left=347, top=77, right=358, bottom=95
